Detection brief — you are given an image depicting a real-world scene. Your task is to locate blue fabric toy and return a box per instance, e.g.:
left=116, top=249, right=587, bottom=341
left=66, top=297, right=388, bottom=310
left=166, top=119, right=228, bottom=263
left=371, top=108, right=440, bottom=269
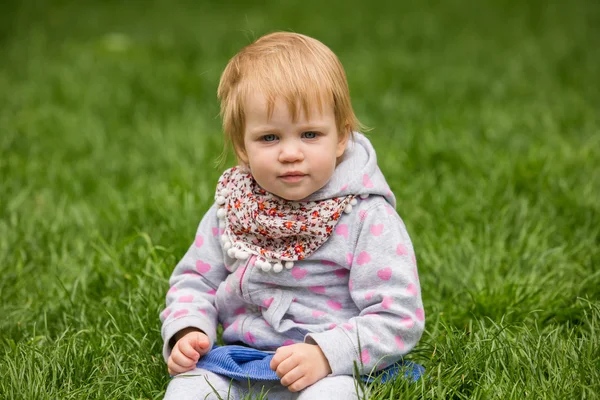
left=193, top=345, right=424, bottom=383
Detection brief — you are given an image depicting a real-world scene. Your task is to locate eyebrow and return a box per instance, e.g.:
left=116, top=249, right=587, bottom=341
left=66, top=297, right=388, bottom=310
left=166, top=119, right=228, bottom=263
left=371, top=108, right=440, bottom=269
left=248, top=124, right=329, bottom=135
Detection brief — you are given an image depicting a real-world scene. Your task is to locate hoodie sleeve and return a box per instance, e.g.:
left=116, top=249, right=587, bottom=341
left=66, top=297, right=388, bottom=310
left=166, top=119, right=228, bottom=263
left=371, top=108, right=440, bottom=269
left=159, top=204, right=229, bottom=363
left=305, top=200, right=425, bottom=376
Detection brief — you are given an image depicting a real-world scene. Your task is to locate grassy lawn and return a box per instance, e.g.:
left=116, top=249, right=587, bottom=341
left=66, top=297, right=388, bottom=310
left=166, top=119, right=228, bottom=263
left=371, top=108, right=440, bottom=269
left=1, top=0, right=599, bottom=398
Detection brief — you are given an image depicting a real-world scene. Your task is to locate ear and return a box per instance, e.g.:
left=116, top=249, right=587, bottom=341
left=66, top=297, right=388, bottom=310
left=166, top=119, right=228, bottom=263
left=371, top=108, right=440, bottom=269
left=335, top=125, right=350, bottom=158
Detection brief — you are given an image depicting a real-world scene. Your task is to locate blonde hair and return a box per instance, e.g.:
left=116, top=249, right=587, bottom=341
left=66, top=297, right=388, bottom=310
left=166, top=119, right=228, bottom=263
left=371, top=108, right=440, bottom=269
left=217, top=32, right=363, bottom=162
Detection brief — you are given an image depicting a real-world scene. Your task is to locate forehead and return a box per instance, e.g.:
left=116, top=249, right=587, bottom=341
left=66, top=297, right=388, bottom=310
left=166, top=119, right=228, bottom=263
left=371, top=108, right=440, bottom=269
left=244, top=91, right=334, bottom=125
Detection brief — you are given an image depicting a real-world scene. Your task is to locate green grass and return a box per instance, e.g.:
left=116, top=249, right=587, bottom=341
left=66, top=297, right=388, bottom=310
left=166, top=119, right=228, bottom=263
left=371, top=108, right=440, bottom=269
left=1, top=0, right=599, bottom=398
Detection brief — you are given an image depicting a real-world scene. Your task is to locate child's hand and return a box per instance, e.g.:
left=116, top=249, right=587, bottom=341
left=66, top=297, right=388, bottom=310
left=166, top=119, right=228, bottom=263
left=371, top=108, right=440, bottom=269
left=270, top=343, right=332, bottom=392
left=167, top=328, right=210, bottom=376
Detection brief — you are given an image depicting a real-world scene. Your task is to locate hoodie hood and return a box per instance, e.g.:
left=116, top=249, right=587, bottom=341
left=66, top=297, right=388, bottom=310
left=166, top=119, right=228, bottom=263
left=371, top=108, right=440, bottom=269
left=304, top=132, right=396, bottom=208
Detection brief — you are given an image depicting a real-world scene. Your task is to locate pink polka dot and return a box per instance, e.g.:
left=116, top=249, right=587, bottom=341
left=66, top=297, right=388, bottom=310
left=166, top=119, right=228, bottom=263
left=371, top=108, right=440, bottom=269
left=195, top=235, right=204, bottom=248
left=196, top=260, right=211, bottom=273
left=312, top=310, right=326, bottom=317
left=372, top=335, right=380, bottom=343
left=173, top=309, right=189, bottom=318
left=406, top=283, right=418, bottom=296
left=234, top=307, right=246, bottom=315
left=415, top=308, right=425, bottom=321
left=334, top=268, right=349, bottom=278
left=401, top=317, right=414, bottom=329
left=356, top=251, right=371, bottom=265
left=370, top=224, right=384, bottom=236
left=395, top=336, right=405, bottom=350
left=232, top=319, right=239, bottom=332
left=381, top=296, right=394, bottom=309
left=377, top=267, right=392, bottom=281
left=335, top=224, right=349, bottom=239
left=291, top=267, right=308, bottom=280
left=161, top=308, right=171, bottom=319
left=309, top=286, right=326, bottom=294
left=168, top=286, right=178, bottom=294
left=348, top=279, right=353, bottom=291
left=282, top=340, right=295, bottom=346
left=207, top=289, right=217, bottom=295
left=346, top=253, right=354, bottom=267
left=326, top=300, right=342, bottom=311
left=263, top=297, right=274, bottom=307
left=244, top=331, right=256, bottom=344
left=321, top=260, right=337, bottom=266
left=361, top=349, right=370, bottom=364
left=343, top=323, right=353, bottom=331
left=178, top=295, right=194, bottom=303
left=212, top=227, right=219, bottom=236
left=362, top=174, right=374, bottom=188
left=411, top=254, right=417, bottom=266
left=396, top=243, right=409, bottom=256
left=198, top=309, right=207, bottom=316
left=365, top=291, right=375, bottom=301
left=413, top=268, right=419, bottom=281
left=328, top=323, right=337, bottom=329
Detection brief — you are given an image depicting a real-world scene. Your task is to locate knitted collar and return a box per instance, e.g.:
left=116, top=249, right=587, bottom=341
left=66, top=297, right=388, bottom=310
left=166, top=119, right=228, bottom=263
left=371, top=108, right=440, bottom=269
left=215, top=167, right=356, bottom=272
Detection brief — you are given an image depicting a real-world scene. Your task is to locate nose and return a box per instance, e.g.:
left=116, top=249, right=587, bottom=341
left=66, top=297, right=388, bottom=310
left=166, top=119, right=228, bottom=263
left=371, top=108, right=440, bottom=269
left=278, top=140, right=304, bottom=163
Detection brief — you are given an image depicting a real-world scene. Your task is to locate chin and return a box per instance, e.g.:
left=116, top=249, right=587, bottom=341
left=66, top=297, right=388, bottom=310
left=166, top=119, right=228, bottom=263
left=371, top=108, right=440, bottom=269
left=274, top=190, right=310, bottom=201
left=278, top=194, right=305, bottom=201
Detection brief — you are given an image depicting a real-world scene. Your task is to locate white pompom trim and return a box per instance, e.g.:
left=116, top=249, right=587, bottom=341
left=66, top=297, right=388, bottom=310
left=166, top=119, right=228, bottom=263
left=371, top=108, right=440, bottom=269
left=261, top=262, right=272, bottom=272
left=236, top=250, right=249, bottom=260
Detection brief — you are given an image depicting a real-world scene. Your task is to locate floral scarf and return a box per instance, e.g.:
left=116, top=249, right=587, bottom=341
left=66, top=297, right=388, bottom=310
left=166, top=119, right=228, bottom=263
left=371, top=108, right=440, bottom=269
left=215, top=167, right=355, bottom=272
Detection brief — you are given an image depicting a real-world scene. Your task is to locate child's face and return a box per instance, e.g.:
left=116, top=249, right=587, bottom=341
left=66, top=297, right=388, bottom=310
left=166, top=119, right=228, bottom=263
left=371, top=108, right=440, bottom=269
left=241, top=93, right=348, bottom=201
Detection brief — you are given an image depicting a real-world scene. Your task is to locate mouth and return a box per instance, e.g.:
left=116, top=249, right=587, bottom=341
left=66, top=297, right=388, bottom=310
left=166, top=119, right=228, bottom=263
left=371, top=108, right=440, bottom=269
left=279, top=172, right=307, bottom=182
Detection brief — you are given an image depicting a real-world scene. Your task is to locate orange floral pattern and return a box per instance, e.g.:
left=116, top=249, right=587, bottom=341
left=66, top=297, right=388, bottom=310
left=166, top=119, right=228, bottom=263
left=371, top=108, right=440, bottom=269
left=216, top=167, right=355, bottom=262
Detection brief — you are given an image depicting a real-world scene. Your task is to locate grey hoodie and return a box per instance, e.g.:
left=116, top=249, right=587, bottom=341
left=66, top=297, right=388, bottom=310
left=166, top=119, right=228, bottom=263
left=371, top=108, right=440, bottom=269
left=161, top=132, right=425, bottom=376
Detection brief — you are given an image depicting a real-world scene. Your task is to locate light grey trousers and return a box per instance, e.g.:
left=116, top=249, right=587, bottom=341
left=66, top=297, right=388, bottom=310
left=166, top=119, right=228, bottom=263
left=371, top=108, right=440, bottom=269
left=164, top=367, right=365, bottom=400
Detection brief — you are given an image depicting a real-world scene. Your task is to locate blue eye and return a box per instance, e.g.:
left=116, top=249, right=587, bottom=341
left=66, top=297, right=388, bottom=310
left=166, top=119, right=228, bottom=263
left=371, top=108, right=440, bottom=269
left=303, top=131, right=318, bottom=139
left=262, top=134, right=277, bottom=142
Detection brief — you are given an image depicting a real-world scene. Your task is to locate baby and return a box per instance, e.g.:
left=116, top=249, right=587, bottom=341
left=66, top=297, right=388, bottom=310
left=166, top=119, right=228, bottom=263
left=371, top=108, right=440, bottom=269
left=160, top=32, right=425, bottom=399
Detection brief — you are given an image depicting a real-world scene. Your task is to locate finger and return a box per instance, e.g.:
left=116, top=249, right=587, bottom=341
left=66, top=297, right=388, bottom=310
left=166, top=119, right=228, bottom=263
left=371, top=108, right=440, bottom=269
left=178, top=339, right=200, bottom=360
left=192, top=333, right=211, bottom=354
left=167, top=357, right=193, bottom=376
left=275, top=355, right=300, bottom=379
left=287, top=376, right=311, bottom=392
left=270, top=347, right=293, bottom=370
left=170, top=348, right=197, bottom=369
left=279, top=365, right=304, bottom=387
